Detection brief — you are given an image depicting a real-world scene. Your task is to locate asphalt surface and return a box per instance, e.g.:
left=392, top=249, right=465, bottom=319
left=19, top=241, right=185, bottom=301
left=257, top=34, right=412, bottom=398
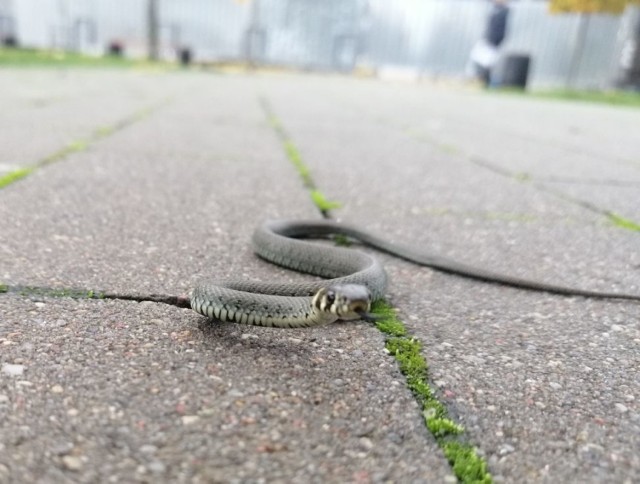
left=1, top=69, right=639, bottom=483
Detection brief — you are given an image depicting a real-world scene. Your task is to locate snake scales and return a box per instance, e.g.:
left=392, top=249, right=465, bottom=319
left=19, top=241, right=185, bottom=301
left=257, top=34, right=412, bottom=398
left=190, top=219, right=640, bottom=328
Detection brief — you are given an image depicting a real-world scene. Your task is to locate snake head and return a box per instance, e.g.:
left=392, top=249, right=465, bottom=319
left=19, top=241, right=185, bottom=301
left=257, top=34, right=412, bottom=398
left=313, top=284, right=375, bottom=322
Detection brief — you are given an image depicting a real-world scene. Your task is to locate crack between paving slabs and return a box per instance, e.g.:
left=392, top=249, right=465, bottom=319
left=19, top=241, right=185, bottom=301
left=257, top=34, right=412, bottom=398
left=261, top=97, right=494, bottom=483
left=466, top=156, right=640, bottom=232
left=0, top=96, right=195, bottom=308
left=0, top=97, right=172, bottom=190
left=327, top=94, right=640, bottom=233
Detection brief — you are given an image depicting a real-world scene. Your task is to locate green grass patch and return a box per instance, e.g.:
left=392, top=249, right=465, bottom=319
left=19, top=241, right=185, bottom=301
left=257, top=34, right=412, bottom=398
left=533, top=89, right=640, bottom=108
left=373, top=300, right=493, bottom=483
left=494, top=87, right=640, bottom=109
left=608, top=213, right=640, bottom=231
left=0, top=167, right=34, bottom=188
left=0, top=47, right=146, bottom=68
left=0, top=283, right=7, bottom=293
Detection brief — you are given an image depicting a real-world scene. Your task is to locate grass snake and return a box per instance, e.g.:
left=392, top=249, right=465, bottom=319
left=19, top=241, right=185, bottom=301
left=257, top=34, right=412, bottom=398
left=190, top=219, right=640, bottom=328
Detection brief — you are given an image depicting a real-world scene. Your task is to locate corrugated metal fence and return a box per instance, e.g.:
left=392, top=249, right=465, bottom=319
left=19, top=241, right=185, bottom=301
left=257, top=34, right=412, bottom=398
left=1, top=0, right=634, bottom=89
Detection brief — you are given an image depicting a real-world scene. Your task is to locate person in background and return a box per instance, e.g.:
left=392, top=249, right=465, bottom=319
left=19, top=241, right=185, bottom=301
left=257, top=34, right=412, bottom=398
left=468, top=0, right=510, bottom=87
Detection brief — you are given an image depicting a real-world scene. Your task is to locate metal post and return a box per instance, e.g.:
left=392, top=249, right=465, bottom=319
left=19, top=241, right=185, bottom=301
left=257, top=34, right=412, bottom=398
left=148, top=0, right=159, bottom=61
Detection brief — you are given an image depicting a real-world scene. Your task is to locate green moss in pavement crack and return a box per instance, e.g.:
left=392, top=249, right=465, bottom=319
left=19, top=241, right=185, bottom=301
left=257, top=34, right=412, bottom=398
left=514, top=172, right=532, bottom=182
left=440, top=143, right=459, bottom=154
left=0, top=167, right=34, bottom=188
left=283, top=140, right=313, bottom=187
left=6, top=285, right=100, bottom=300
left=94, top=125, right=116, bottom=138
left=40, top=140, right=89, bottom=166
left=372, top=301, right=406, bottom=336
left=386, top=337, right=427, bottom=376
left=608, top=213, right=640, bottom=231
left=442, top=441, right=492, bottom=484
left=0, top=103, right=162, bottom=190
left=310, top=189, right=342, bottom=212
left=268, top=115, right=286, bottom=137
left=332, top=234, right=352, bottom=247
left=373, top=300, right=493, bottom=483
left=427, top=417, right=464, bottom=438
left=262, top=103, right=344, bottom=216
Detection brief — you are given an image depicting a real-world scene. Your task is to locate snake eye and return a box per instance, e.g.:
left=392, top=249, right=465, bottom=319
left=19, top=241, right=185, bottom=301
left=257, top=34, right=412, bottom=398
left=325, top=291, right=336, bottom=305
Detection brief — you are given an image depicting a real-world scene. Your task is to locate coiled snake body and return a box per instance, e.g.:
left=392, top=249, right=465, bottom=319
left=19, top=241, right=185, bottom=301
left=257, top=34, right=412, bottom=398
left=191, top=220, right=387, bottom=328
left=191, top=219, right=640, bottom=328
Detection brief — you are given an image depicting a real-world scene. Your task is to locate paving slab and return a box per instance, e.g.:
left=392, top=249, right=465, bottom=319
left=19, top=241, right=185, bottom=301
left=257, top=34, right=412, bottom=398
left=319, top=78, right=640, bottom=222
left=0, top=294, right=449, bottom=483
left=325, top=80, right=640, bottom=177
left=0, top=71, right=453, bottom=482
left=261, top=75, right=640, bottom=482
left=0, top=69, right=187, bottom=176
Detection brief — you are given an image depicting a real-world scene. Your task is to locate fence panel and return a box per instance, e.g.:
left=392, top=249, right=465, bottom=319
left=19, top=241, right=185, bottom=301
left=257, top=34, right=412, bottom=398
left=2, top=0, right=630, bottom=89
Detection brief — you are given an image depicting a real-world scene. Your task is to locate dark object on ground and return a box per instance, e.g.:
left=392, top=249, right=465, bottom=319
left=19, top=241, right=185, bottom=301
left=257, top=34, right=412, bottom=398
left=179, top=47, right=192, bottom=66
left=108, top=41, right=124, bottom=57
left=500, top=54, right=530, bottom=89
left=2, top=35, right=18, bottom=47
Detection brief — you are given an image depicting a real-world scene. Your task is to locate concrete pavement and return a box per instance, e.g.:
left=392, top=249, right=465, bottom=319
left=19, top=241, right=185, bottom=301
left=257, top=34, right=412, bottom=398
left=1, top=69, right=639, bottom=483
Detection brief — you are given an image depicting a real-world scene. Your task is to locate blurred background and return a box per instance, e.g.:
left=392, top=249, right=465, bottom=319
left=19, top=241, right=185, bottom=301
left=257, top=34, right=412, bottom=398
left=0, top=0, right=639, bottom=91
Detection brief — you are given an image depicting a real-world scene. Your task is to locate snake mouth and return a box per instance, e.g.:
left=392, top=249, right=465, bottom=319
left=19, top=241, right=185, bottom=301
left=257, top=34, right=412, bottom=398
left=357, top=310, right=381, bottom=323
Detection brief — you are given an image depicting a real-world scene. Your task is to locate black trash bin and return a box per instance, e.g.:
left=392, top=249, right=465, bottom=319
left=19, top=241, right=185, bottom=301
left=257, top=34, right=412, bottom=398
left=178, top=47, right=192, bottom=66
left=500, top=54, right=530, bottom=89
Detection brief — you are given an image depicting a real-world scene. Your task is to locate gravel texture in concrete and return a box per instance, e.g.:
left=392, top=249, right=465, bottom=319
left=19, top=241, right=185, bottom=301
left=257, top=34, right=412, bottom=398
left=1, top=293, right=450, bottom=483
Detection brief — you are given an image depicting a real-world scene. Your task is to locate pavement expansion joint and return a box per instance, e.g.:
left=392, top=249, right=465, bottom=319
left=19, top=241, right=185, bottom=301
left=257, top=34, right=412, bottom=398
left=0, top=98, right=171, bottom=190
left=0, top=284, right=191, bottom=309
left=258, top=95, right=342, bottom=218
left=330, top=96, right=640, bottom=233
left=464, top=156, right=640, bottom=231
